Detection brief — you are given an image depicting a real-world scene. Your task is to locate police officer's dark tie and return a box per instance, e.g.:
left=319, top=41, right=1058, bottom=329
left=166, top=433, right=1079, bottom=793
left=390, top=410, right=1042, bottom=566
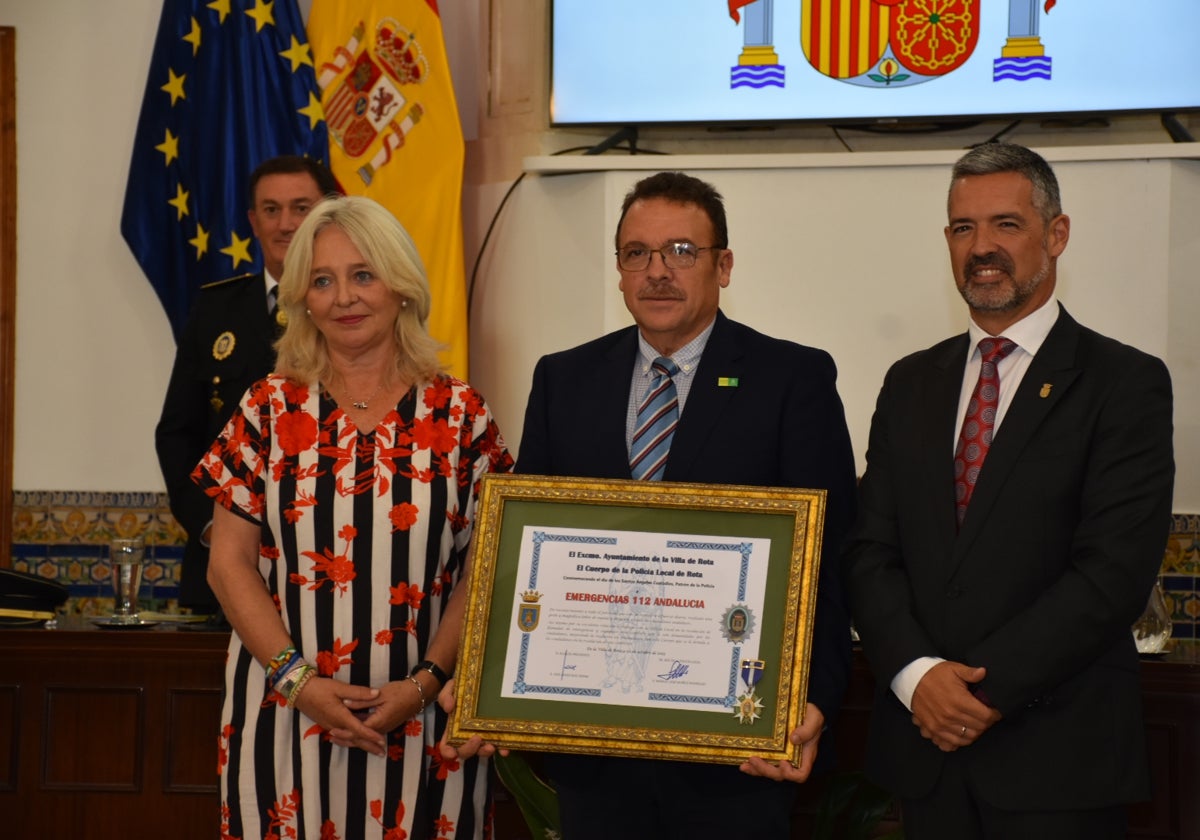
left=267, top=285, right=285, bottom=338
left=953, top=336, right=1016, bottom=525
left=630, top=356, right=680, bottom=481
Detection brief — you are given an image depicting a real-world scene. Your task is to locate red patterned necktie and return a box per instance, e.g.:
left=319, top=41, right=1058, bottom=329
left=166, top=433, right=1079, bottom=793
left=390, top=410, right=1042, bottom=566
left=953, top=337, right=1017, bottom=525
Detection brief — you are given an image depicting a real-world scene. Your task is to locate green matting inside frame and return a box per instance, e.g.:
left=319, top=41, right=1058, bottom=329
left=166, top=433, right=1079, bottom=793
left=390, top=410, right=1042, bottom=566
left=472, top=497, right=813, bottom=736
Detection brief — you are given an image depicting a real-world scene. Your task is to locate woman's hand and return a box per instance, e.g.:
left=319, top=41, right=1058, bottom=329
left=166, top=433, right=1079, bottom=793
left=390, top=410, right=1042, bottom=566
left=294, top=677, right=386, bottom=755
left=435, top=677, right=507, bottom=761
left=343, top=676, right=431, bottom=740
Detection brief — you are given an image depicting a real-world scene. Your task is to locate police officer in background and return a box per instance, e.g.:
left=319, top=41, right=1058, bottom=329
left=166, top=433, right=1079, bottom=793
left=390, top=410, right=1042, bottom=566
left=156, top=155, right=340, bottom=613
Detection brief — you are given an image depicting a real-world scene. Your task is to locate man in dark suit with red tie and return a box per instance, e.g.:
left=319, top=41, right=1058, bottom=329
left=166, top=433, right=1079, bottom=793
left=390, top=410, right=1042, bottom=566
left=511, top=171, right=859, bottom=838
left=155, top=155, right=339, bottom=612
left=845, top=143, right=1175, bottom=838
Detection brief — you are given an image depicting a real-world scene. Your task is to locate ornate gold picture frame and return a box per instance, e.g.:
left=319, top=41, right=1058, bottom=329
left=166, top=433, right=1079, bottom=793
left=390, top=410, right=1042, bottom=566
left=448, top=474, right=826, bottom=766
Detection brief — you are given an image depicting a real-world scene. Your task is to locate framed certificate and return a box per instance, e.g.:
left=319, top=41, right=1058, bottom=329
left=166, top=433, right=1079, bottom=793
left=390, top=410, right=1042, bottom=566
left=447, top=474, right=827, bottom=766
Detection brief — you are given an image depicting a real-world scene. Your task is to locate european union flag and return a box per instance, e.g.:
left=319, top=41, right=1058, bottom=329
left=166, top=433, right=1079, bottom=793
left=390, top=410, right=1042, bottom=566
left=121, top=0, right=328, bottom=339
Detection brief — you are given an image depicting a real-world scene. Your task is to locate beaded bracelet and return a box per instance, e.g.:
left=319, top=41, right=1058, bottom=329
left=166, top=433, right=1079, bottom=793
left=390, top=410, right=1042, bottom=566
left=407, top=674, right=427, bottom=713
left=285, top=665, right=317, bottom=709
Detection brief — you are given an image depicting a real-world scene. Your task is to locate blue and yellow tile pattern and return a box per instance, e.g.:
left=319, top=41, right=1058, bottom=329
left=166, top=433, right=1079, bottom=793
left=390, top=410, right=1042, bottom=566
left=7, top=493, right=1200, bottom=635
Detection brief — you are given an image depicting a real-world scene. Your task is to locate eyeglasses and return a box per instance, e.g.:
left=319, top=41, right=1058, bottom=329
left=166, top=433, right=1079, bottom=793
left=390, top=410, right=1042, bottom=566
left=615, top=242, right=721, bottom=271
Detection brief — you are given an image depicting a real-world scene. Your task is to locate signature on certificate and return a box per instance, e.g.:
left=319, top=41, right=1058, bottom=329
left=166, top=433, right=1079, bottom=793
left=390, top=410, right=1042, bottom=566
left=657, top=660, right=689, bottom=681
left=558, top=649, right=579, bottom=680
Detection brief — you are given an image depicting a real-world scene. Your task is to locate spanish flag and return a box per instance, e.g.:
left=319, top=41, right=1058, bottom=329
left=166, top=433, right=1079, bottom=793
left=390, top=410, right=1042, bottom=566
left=307, top=0, right=468, bottom=378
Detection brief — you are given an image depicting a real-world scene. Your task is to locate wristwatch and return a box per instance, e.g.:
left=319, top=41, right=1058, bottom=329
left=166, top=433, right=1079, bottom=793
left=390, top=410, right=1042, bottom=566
left=411, top=659, right=451, bottom=686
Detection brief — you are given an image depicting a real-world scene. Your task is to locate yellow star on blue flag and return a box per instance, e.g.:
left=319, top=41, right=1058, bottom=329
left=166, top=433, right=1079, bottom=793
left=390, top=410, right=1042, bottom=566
left=121, top=0, right=329, bottom=339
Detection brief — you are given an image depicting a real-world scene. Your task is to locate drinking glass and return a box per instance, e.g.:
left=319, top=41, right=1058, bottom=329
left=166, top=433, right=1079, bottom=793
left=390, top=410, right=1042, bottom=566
left=109, top=537, right=145, bottom=624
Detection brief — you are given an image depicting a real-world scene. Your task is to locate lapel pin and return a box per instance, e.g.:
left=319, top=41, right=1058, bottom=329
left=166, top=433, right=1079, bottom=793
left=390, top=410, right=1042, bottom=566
left=717, top=377, right=739, bottom=387
left=1040, top=383, right=1052, bottom=398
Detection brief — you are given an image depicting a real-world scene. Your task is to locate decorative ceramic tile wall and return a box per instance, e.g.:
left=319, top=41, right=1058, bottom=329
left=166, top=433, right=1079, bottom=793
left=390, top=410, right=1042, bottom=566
left=10, top=491, right=186, bottom=616
left=1163, top=514, right=1200, bottom=640
left=7, top=493, right=1200, bottom=636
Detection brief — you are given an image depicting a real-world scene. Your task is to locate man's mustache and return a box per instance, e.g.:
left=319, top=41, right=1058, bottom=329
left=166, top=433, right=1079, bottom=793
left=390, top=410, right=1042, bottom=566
left=637, top=283, right=685, bottom=300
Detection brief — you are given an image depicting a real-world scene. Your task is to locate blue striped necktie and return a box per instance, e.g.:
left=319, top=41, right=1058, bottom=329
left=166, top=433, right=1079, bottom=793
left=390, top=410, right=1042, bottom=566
left=630, top=356, right=679, bottom=481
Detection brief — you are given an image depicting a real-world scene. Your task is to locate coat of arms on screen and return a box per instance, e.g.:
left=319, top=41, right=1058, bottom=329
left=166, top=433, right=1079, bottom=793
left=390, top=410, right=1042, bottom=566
left=316, top=19, right=430, bottom=186
left=729, top=0, right=1056, bottom=90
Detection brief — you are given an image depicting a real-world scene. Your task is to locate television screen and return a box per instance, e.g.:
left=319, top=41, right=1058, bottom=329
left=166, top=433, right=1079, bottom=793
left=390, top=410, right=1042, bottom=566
left=550, top=1, right=1200, bottom=128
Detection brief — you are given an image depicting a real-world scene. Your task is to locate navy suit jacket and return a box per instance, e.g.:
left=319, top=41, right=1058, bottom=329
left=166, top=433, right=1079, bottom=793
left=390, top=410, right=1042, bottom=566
left=845, top=305, right=1174, bottom=808
left=155, top=272, right=277, bottom=609
left=516, top=310, right=858, bottom=729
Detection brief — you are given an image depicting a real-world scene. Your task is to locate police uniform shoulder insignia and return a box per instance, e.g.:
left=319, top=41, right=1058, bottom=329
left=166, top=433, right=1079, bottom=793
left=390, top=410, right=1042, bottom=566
left=213, top=331, right=236, bottom=360
left=200, top=272, right=257, bottom=291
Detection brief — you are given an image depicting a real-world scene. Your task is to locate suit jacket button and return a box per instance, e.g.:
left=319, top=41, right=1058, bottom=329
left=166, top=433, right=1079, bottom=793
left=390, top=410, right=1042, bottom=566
left=945, top=585, right=963, bottom=599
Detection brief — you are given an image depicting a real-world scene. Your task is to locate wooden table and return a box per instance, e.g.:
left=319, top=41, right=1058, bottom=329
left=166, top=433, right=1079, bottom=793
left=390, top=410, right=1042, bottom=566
left=2, top=621, right=1196, bottom=839
left=1, top=617, right=227, bottom=838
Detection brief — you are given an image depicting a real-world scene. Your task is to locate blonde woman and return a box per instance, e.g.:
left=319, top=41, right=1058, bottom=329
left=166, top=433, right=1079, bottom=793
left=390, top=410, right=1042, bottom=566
left=195, top=196, right=511, bottom=839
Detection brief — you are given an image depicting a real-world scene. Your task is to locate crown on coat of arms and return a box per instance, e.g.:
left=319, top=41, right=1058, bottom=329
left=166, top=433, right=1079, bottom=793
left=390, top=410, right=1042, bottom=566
left=375, top=19, right=428, bottom=86
left=520, top=590, right=542, bottom=604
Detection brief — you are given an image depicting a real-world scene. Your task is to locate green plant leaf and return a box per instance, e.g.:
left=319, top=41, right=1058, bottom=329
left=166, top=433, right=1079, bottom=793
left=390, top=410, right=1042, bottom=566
left=493, top=753, right=562, bottom=837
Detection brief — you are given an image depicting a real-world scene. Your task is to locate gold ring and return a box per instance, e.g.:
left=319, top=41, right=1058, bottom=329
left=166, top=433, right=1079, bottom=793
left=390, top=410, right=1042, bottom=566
left=960, top=725, right=968, bottom=736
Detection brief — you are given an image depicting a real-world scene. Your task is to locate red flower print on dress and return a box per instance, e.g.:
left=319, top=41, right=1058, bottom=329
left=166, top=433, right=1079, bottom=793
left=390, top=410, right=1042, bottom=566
left=294, top=526, right=358, bottom=594
left=217, top=723, right=234, bottom=776
left=433, top=814, right=456, bottom=837
left=428, top=744, right=460, bottom=780
left=319, top=819, right=341, bottom=840
left=432, top=454, right=455, bottom=479
left=375, top=616, right=418, bottom=644
left=219, top=802, right=237, bottom=840
left=398, top=463, right=437, bottom=484
left=283, top=488, right=318, bottom=525
left=389, top=502, right=419, bottom=532
left=277, top=409, right=318, bottom=456
left=462, top=388, right=486, bottom=417
left=411, top=414, right=457, bottom=455
left=319, top=425, right=359, bottom=478
left=422, top=378, right=454, bottom=410
left=315, top=636, right=359, bottom=677
left=445, top=507, right=469, bottom=535
left=266, top=789, right=301, bottom=839
left=370, top=798, right=408, bottom=840
left=246, top=378, right=274, bottom=408
left=389, top=581, right=425, bottom=609
left=280, top=379, right=310, bottom=406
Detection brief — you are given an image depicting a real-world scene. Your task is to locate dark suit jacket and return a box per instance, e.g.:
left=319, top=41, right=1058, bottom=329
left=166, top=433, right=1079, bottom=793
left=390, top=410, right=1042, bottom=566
left=845, top=305, right=1174, bottom=809
left=517, top=310, right=858, bottom=738
left=155, top=273, right=277, bottom=609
